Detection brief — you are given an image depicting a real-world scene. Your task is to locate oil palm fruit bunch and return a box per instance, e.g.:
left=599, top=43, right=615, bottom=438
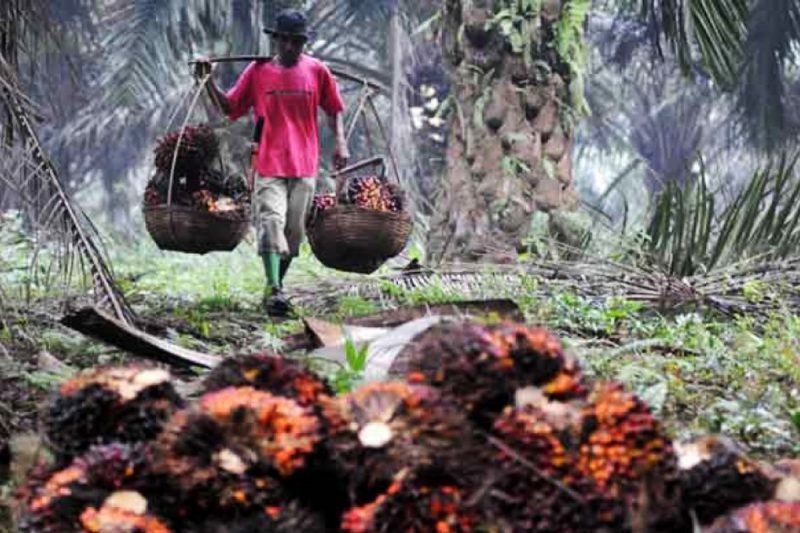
left=343, top=175, right=403, bottom=212
left=706, top=501, right=800, bottom=532
left=191, top=501, right=326, bottom=533
left=575, top=381, right=687, bottom=530
left=201, top=353, right=332, bottom=408
left=43, top=366, right=183, bottom=463
left=341, top=470, right=477, bottom=533
left=192, top=189, right=216, bottom=211
left=396, top=322, right=586, bottom=428
left=676, top=436, right=777, bottom=526
left=322, top=381, right=477, bottom=505
left=78, top=501, right=172, bottom=533
left=308, top=193, right=337, bottom=225
left=576, top=382, right=675, bottom=496
left=490, top=403, right=626, bottom=532
left=153, top=124, right=219, bottom=177
left=151, top=387, right=321, bottom=520
left=144, top=186, right=162, bottom=206
left=311, top=193, right=336, bottom=213
left=17, top=443, right=157, bottom=532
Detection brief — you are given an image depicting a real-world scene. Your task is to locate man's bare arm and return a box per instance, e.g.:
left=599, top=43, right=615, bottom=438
left=194, top=59, right=231, bottom=115
left=328, top=112, right=350, bottom=170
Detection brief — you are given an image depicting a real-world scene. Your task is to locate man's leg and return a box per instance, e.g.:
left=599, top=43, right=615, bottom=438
left=253, top=178, right=290, bottom=313
left=283, top=176, right=316, bottom=284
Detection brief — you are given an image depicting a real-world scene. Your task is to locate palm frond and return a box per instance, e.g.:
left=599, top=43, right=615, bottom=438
left=737, top=0, right=800, bottom=150
left=641, top=0, right=748, bottom=86
left=644, top=152, right=800, bottom=276
left=0, top=66, right=133, bottom=323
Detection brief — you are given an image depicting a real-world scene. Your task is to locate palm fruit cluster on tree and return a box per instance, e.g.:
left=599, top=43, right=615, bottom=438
left=14, top=331, right=800, bottom=532
left=144, top=123, right=248, bottom=217
left=310, top=175, right=405, bottom=222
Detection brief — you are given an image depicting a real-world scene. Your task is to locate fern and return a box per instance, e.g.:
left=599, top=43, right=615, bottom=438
left=554, top=0, right=591, bottom=115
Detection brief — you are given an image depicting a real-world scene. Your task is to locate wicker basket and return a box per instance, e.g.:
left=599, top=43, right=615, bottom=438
left=144, top=204, right=250, bottom=255
left=307, top=204, right=412, bottom=274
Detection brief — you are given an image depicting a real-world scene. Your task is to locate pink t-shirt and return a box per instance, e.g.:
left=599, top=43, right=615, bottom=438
left=225, top=55, right=345, bottom=178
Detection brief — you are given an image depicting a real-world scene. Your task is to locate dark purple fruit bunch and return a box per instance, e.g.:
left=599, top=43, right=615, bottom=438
left=43, top=366, right=183, bottom=462
left=151, top=387, right=321, bottom=519
left=188, top=501, right=326, bottom=533
left=396, top=322, right=587, bottom=427
left=322, top=381, right=476, bottom=504
left=154, top=124, right=219, bottom=176
left=676, top=436, right=777, bottom=526
left=17, top=443, right=154, bottom=532
left=201, top=353, right=332, bottom=408
left=341, top=471, right=477, bottom=533
left=490, top=404, right=626, bottom=532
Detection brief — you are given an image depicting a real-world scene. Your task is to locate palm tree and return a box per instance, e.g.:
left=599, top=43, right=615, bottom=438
left=427, top=0, right=800, bottom=262
left=427, top=0, right=590, bottom=262
left=635, top=0, right=800, bottom=150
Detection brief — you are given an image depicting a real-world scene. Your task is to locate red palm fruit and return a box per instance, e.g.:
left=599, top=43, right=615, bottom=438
left=576, top=382, right=677, bottom=501
left=79, top=501, right=172, bottom=533
left=392, top=322, right=586, bottom=428
left=575, top=382, right=692, bottom=531
left=200, top=357, right=341, bottom=529
left=676, top=436, right=776, bottom=525
left=322, top=381, right=477, bottom=504
left=151, top=387, right=320, bottom=519
left=43, top=366, right=183, bottom=463
left=201, top=353, right=332, bottom=408
left=706, top=501, right=800, bottom=532
left=342, top=175, right=404, bottom=213
left=144, top=186, right=162, bottom=206
left=491, top=404, right=626, bottom=532
left=17, top=443, right=152, bottom=533
left=341, top=471, right=477, bottom=533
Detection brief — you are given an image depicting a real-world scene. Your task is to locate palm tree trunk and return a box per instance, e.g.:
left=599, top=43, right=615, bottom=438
left=428, top=0, right=586, bottom=262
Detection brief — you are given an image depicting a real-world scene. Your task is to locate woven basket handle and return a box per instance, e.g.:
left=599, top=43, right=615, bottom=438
left=164, top=75, right=212, bottom=207
left=332, top=155, right=385, bottom=197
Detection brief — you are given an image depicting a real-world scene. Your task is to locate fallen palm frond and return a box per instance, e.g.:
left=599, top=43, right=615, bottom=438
left=292, top=252, right=800, bottom=321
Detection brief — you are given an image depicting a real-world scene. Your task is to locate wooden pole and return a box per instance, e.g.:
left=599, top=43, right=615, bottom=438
left=188, top=56, right=388, bottom=93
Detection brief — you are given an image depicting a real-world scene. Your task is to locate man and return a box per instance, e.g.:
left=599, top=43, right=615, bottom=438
left=195, top=9, right=349, bottom=315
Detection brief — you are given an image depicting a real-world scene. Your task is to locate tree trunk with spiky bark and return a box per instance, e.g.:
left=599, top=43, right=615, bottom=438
left=428, top=0, right=586, bottom=262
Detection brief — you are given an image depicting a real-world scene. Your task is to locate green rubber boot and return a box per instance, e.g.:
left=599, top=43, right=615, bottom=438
left=262, top=253, right=289, bottom=316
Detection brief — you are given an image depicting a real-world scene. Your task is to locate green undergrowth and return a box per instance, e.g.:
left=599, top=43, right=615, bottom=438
left=1, top=226, right=798, bottom=459
left=124, top=266, right=799, bottom=458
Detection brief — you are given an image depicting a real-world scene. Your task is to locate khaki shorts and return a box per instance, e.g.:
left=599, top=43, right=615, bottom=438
left=252, top=177, right=316, bottom=257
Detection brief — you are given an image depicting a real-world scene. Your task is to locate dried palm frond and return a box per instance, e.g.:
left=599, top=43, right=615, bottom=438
left=291, top=250, right=800, bottom=322
left=0, top=56, right=133, bottom=322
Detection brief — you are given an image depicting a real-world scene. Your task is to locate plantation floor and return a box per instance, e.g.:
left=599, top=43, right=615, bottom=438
left=1, top=240, right=799, bottom=528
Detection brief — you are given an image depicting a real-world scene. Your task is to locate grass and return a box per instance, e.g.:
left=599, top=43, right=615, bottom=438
left=115, top=251, right=798, bottom=457
left=1, top=221, right=798, bottom=461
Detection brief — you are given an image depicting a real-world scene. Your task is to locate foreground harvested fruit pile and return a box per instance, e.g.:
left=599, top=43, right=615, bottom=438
left=144, top=124, right=248, bottom=217
left=311, top=175, right=404, bottom=220
left=14, top=325, right=800, bottom=532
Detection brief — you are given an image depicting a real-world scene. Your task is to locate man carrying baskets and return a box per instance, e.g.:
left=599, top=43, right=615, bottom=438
left=194, top=9, right=349, bottom=316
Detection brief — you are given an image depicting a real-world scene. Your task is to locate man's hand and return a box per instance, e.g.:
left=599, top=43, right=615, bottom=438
left=333, top=141, right=350, bottom=171
left=193, top=56, right=214, bottom=82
